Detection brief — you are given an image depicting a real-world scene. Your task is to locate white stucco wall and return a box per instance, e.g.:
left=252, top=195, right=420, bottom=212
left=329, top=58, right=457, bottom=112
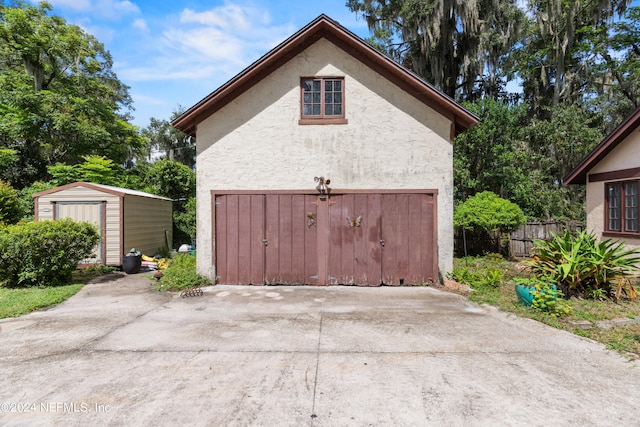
left=585, top=128, right=640, bottom=250
left=196, top=38, right=456, bottom=280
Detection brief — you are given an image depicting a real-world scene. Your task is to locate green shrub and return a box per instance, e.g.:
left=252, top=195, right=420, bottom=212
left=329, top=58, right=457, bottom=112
left=454, top=191, right=526, bottom=233
left=0, top=180, right=23, bottom=225
left=529, top=230, right=640, bottom=298
left=174, top=197, right=196, bottom=242
left=156, top=254, right=210, bottom=291
left=454, top=191, right=525, bottom=255
left=0, top=219, right=100, bottom=287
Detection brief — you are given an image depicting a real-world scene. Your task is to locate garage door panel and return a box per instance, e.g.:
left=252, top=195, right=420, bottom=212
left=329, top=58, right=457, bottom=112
left=265, top=194, right=318, bottom=285
left=382, top=194, right=436, bottom=285
left=328, top=194, right=382, bottom=286
left=215, top=194, right=265, bottom=285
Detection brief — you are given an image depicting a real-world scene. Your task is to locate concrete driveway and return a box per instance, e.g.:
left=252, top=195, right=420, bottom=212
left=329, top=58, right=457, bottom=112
left=1, top=273, right=639, bottom=426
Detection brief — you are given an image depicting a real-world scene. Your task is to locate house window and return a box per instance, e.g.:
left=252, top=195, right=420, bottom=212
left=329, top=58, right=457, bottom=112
left=606, top=181, right=639, bottom=234
left=299, top=77, right=347, bottom=124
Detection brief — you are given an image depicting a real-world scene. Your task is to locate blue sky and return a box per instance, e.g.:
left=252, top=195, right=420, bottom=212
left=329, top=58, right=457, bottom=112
left=32, top=0, right=371, bottom=128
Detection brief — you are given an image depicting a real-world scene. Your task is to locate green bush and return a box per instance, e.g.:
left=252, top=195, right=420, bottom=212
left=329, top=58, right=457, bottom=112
left=454, top=191, right=525, bottom=255
left=0, top=219, right=100, bottom=287
left=0, top=180, right=23, bottom=225
left=174, top=197, right=196, bottom=242
left=156, top=254, right=210, bottom=291
left=454, top=191, right=525, bottom=233
left=529, top=230, right=640, bottom=298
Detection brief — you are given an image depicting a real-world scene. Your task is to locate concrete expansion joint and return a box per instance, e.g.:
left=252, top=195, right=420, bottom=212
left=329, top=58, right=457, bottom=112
left=310, top=291, right=325, bottom=422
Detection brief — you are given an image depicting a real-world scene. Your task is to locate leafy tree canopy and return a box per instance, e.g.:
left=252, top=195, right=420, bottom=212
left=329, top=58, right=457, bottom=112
left=0, top=1, right=143, bottom=187
left=141, top=108, right=196, bottom=169
left=47, top=155, right=119, bottom=187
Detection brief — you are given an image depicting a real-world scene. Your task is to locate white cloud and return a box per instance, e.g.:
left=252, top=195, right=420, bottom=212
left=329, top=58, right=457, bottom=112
left=118, top=1, right=295, bottom=84
left=132, top=18, right=148, bottom=32
left=41, top=0, right=139, bottom=19
left=130, top=93, right=168, bottom=106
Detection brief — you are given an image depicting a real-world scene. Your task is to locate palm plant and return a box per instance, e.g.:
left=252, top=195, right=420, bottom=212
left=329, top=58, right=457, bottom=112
left=529, top=230, right=640, bottom=298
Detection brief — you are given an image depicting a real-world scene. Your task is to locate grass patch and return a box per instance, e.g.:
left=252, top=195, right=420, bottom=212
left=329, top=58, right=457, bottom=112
left=453, top=255, right=640, bottom=359
left=0, top=284, right=83, bottom=318
left=0, top=264, right=115, bottom=319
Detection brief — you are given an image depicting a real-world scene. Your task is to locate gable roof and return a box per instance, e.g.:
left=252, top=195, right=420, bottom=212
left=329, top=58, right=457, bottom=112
left=565, top=106, right=640, bottom=185
left=172, top=14, right=478, bottom=138
left=32, top=182, right=172, bottom=201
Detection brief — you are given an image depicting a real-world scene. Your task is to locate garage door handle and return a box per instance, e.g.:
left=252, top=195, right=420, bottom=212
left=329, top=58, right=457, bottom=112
left=380, top=239, right=385, bottom=247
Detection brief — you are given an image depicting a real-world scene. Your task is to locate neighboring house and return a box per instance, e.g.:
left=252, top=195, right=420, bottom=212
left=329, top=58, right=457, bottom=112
left=565, top=106, right=640, bottom=250
left=172, top=15, right=477, bottom=285
left=33, top=182, right=173, bottom=265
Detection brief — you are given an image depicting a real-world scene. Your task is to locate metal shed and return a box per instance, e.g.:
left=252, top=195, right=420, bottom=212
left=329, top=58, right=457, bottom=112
left=33, top=182, right=172, bottom=266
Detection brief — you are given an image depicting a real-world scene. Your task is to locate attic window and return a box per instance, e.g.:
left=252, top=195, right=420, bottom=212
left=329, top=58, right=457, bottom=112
left=299, top=77, right=348, bottom=125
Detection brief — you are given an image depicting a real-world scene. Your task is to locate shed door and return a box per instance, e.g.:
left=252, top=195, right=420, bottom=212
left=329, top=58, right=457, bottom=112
left=56, top=202, right=104, bottom=264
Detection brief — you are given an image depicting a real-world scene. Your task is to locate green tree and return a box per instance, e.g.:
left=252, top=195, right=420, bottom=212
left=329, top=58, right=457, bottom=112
left=19, top=180, right=56, bottom=221
left=47, top=155, right=119, bottom=187
left=142, top=109, right=196, bottom=169
left=454, top=99, right=529, bottom=201
left=0, top=1, right=143, bottom=187
left=523, top=104, right=602, bottom=219
left=143, top=160, right=196, bottom=246
left=347, top=0, right=526, bottom=100
left=143, top=160, right=195, bottom=203
left=513, top=0, right=629, bottom=118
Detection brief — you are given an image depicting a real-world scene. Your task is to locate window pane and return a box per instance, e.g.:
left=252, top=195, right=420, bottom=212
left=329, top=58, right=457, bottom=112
left=609, top=184, right=621, bottom=231
left=304, top=93, right=312, bottom=103
left=334, top=92, right=342, bottom=104
left=625, top=182, right=638, bottom=232
left=313, top=80, right=321, bottom=91
left=334, top=104, right=342, bottom=115
left=334, top=80, right=342, bottom=91
left=325, top=92, right=332, bottom=104
left=325, top=104, right=333, bottom=115
left=313, top=104, right=320, bottom=115
left=325, top=80, right=333, bottom=91
left=313, top=93, right=320, bottom=103
left=303, top=104, right=312, bottom=115
left=303, top=80, right=313, bottom=91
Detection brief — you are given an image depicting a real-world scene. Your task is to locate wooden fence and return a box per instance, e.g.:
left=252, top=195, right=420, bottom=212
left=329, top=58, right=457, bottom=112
left=454, top=220, right=584, bottom=258
left=509, top=220, right=583, bottom=257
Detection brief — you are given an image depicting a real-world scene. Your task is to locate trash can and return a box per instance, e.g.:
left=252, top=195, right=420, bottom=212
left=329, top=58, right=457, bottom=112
left=122, top=255, right=141, bottom=274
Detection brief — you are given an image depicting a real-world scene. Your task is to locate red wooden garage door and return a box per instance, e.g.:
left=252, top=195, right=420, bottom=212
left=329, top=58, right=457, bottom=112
left=213, top=191, right=437, bottom=286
